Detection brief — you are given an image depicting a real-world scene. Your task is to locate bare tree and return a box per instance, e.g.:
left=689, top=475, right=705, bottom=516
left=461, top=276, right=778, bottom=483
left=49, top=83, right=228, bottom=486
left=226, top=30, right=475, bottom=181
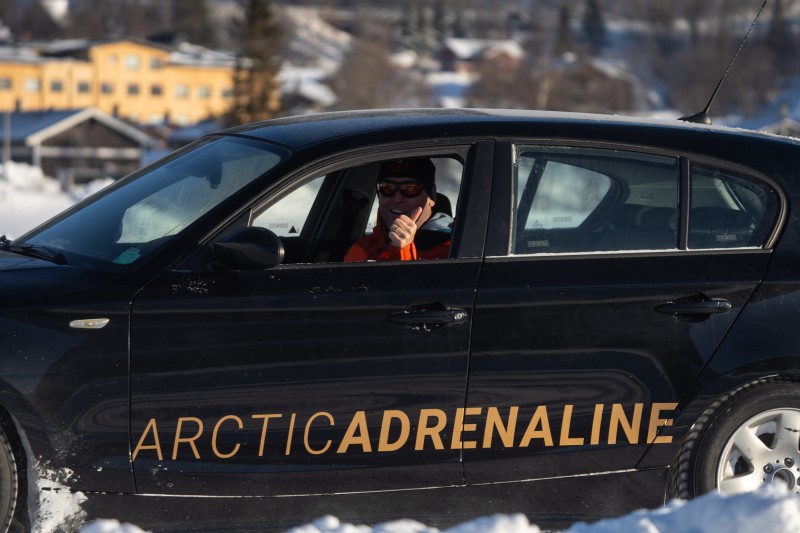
left=328, top=17, right=430, bottom=110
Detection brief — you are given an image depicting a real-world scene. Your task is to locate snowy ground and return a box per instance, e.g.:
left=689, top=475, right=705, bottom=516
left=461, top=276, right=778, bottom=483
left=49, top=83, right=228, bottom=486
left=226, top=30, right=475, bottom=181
left=1, top=161, right=798, bottom=532
left=78, top=486, right=800, bottom=533
left=0, top=161, right=113, bottom=240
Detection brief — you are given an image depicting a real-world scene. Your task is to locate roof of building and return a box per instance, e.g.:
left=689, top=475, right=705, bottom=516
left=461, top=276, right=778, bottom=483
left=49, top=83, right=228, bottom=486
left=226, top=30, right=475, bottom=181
left=0, top=38, right=235, bottom=68
left=1, top=108, right=155, bottom=146
left=442, top=38, right=524, bottom=61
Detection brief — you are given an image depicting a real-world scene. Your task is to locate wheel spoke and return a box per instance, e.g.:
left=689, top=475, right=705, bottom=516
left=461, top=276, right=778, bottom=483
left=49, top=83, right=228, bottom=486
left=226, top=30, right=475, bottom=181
left=775, top=410, right=800, bottom=453
left=719, top=470, right=764, bottom=495
left=732, top=426, right=770, bottom=459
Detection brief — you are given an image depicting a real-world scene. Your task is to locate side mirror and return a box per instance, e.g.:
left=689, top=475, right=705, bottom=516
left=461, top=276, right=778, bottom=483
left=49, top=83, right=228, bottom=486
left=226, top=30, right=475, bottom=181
left=213, top=227, right=284, bottom=270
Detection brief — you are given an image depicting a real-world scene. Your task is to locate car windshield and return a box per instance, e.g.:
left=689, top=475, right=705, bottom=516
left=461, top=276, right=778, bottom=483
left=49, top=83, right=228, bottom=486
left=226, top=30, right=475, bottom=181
left=15, top=136, right=285, bottom=271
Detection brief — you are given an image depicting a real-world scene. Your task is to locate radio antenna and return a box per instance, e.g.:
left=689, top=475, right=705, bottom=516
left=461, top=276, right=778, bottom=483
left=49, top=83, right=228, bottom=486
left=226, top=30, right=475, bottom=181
left=679, top=0, right=767, bottom=125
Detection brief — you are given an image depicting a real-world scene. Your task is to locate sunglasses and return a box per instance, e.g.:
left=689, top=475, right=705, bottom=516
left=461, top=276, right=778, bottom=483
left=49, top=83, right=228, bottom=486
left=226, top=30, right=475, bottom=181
left=376, top=181, right=425, bottom=198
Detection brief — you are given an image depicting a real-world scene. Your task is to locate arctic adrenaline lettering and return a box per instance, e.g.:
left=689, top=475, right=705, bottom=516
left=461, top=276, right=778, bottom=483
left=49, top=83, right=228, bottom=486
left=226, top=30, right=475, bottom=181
left=131, top=402, right=678, bottom=461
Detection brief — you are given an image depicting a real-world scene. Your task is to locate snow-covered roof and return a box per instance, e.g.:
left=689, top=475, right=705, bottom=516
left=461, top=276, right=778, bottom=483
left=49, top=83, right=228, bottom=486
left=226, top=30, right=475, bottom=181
left=443, top=38, right=524, bottom=61
left=0, top=45, right=44, bottom=64
left=280, top=6, right=351, bottom=72
left=280, top=67, right=338, bottom=108
left=0, top=38, right=237, bottom=69
left=1, top=110, right=82, bottom=142
left=169, top=42, right=238, bottom=68
left=1, top=108, right=154, bottom=146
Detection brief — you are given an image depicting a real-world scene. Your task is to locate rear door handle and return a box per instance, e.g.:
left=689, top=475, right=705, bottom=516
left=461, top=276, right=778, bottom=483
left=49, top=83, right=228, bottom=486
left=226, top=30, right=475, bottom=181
left=388, top=308, right=469, bottom=326
left=655, top=299, right=732, bottom=316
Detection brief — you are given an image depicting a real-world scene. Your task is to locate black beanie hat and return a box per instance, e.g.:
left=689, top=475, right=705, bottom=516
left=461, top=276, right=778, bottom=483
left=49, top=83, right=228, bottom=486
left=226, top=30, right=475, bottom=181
left=378, top=158, right=436, bottom=196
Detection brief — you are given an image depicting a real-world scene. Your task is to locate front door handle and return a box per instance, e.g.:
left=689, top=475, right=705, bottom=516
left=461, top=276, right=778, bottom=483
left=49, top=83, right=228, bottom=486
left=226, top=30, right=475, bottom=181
left=655, top=298, right=732, bottom=316
left=388, top=307, right=469, bottom=326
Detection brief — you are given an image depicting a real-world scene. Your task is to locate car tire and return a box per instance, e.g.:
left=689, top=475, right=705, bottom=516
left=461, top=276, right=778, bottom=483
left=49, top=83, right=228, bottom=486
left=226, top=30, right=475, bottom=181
left=0, top=430, right=16, bottom=533
left=669, top=380, right=800, bottom=499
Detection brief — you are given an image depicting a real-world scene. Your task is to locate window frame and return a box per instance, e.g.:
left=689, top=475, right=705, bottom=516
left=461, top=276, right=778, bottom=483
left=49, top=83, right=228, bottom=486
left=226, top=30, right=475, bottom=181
left=487, top=141, right=786, bottom=259
left=226, top=140, right=487, bottom=266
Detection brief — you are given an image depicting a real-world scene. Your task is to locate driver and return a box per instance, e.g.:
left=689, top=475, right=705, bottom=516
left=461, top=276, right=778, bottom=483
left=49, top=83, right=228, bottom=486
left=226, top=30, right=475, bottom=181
left=344, top=158, right=452, bottom=261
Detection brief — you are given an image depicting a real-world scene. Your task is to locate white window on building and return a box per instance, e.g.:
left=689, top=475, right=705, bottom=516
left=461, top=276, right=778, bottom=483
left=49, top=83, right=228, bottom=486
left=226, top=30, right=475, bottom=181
left=175, top=84, right=189, bottom=98
left=198, top=86, right=211, bottom=99
left=24, top=78, right=40, bottom=92
left=125, top=54, right=141, bottom=70
left=150, top=57, right=163, bottom=69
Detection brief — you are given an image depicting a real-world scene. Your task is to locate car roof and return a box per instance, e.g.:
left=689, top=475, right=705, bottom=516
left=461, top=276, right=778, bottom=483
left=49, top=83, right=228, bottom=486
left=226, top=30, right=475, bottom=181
left=220, top=108, right=798, bottom=150
left=214, top=109, right=800, bottom=183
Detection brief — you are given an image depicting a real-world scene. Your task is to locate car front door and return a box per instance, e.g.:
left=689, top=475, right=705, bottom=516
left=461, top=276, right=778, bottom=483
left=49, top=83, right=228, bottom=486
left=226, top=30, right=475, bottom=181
left=463, top=142, right=782, bottom=484
left=128, top=143, right=492, bottom=496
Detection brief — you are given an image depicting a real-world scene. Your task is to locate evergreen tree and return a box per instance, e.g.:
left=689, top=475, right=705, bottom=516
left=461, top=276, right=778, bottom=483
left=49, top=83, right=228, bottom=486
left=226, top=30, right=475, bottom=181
left=225, top=0, right=282, bottom=126
left=17, top=1, right=62, bottom=40
left=582, top=0, right=607, bottom=53
left=400, top=3, right=421, bottom=52
left=432, top=0, right=450, bottom=45
left=766, top=0, right=794, bottom=73
left=554, top=4, right=574, bottom=56
left=418, top=6, right=437, bottom=58
left=452, top=8, right=467, bottom=39
left=171, top=0, right=216, bottom=47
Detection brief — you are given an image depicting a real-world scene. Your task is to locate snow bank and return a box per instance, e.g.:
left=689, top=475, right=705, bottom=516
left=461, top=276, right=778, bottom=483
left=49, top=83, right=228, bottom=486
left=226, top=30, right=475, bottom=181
left=77, top=485, right=800, bottom=533
left=0, top=161, right=112, bottom=239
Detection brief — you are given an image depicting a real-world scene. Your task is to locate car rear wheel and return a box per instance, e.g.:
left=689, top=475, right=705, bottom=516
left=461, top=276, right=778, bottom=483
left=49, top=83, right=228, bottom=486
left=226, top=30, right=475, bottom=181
left=0, top=431, right=17, bottom=533
left=670, top=381, right=800, bottom=499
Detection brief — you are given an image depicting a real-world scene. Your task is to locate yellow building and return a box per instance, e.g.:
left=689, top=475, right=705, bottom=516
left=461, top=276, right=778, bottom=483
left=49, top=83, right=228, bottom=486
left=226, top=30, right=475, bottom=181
left=0, top=39, right=237, bottom=126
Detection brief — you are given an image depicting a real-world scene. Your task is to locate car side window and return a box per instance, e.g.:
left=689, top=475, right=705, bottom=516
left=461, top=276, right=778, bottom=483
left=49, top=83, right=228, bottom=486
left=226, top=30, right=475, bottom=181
left=251, top=176, right=325, bottom=237
left=513, top=146, right=679, bottom=254
left=689, top=164, right=780, bottom=249
left=248, top=153, right=466, bottom=264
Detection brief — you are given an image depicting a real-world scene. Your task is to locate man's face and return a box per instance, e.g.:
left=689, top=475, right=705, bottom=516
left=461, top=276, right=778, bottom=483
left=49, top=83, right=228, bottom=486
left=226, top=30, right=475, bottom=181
left=377, top=178, right=436, bottom=229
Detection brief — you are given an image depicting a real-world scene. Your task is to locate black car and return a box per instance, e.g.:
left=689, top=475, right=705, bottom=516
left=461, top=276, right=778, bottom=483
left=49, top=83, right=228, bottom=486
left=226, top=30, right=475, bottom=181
left=0, top=108, right=798, bottom=532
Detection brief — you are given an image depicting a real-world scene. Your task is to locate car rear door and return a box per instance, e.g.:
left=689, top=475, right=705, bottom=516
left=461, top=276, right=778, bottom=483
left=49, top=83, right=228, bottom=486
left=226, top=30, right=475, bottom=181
left=128, top=142, right=493, bottom=496
left=463, top=142, right=782, bottom=483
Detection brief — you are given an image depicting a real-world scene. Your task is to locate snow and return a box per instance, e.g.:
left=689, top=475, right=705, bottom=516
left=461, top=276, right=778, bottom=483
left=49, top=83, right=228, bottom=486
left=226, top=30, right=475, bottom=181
left=0, top=161, right=112, bottom=240
left=281, top=6, right=352, bottom=72
left=74, top=485, right=800, bottom=533
left=28, top=463, right=87, bottom=532
left=2, top=161, right=799, bottom=533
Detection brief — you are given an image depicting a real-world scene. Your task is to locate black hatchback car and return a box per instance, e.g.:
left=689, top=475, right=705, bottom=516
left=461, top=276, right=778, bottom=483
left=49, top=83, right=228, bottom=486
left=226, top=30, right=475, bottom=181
left=0, top=109, right=798, bottom=531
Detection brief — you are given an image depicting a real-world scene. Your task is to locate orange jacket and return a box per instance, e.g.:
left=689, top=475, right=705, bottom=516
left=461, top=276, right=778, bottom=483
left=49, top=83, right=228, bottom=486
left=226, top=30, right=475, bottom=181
left=344, top=217, right=451, bottom=262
